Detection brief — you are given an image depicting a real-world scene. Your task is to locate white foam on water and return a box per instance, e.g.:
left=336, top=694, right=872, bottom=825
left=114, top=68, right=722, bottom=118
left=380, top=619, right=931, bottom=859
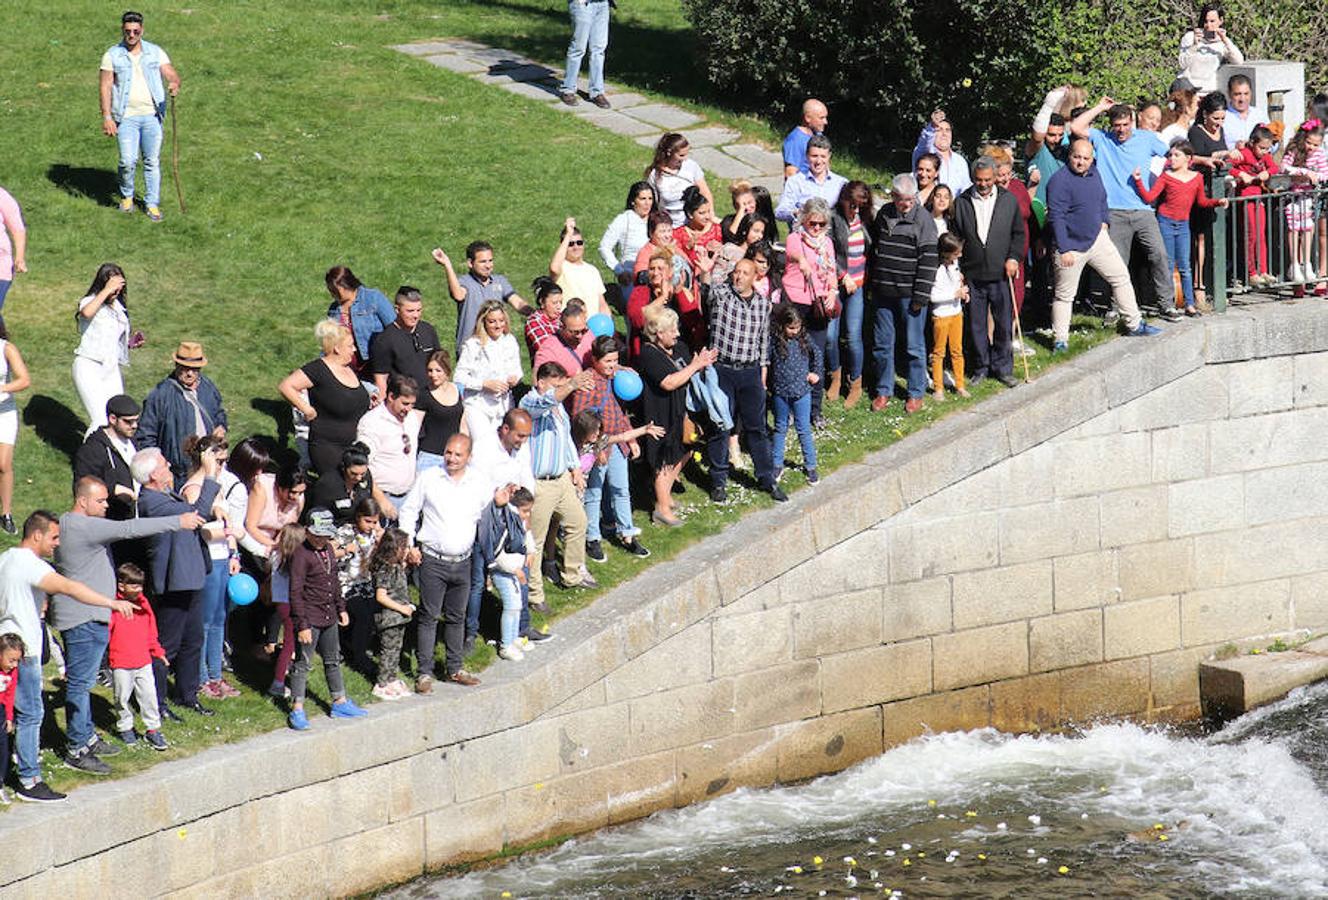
left=422, top=722, right=1328, bottom=898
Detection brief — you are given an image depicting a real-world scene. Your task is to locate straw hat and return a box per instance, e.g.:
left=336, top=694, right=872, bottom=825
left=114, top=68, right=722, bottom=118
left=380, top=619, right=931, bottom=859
left=171, top=341, right=208, bottom=368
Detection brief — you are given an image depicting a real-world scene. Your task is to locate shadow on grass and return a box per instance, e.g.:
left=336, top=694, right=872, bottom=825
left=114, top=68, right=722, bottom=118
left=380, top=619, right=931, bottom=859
left=248, top=399, right=299, bottom=458
left=46, top=164, right=119, bottom=208
left=24, top=394, right=86, bottom=462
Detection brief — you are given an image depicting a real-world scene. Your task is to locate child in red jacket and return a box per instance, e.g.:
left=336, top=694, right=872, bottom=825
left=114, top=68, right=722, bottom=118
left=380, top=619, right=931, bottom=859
left=0, top=632, right=23, bottom=801
left=108, top=564, right=169, bottom=751
left=1229, top=125, right=1281, bottom=287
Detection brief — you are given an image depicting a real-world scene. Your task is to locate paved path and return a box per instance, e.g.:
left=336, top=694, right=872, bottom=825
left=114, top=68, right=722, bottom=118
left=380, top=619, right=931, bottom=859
left=391, top=38, right=785, bottom=193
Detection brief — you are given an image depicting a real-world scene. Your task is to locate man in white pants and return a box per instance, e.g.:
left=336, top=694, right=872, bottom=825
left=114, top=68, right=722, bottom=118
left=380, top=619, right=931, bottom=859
left=1045, top=139, right=1159, bottom=351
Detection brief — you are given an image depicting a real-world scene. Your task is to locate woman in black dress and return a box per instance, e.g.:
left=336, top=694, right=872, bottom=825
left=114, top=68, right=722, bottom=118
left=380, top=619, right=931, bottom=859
left=1188, top=91, right=1235, bottom=303
left=415, top=349, right=468, bottom=471
left=278, top=320, right=372, bottom=477
left=636, top=306, right=717, bottom=526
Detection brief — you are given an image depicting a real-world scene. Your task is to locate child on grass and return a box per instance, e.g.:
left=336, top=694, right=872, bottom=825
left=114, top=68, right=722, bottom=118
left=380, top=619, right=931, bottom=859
left=0, top=632, right=22, bottom=802
left=768, top=302, right=821, bottom=485
left=930, top=232, right=970, bottom=399
left=336, top=496, right=382, bottom=676
left=107, top=563, right=169, bottom=750
left=287, top=509, right=367, bottom=730
left=477, top=487, right=535, bottom=662
left=369, top=528, right=415, bottom=701
left=265, top=522, right=305, bottom=700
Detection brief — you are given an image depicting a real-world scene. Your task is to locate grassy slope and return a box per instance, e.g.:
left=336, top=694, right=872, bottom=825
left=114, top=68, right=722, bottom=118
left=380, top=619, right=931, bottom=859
left=0, top=1, right=1110, bottom=801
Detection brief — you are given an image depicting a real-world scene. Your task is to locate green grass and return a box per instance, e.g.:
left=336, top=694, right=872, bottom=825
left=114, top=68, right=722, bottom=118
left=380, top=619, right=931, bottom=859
left=0, top=0, right=1113, bottom=804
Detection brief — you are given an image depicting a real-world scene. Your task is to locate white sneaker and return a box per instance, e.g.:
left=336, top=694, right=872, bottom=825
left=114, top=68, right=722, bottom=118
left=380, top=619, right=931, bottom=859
left=1291, top=263, right=1305, bottom=284
left=498, top=644, right=525, bottom=661
left=0, top=786, right=11, bottom=805
left=372, top=683, right=397, bottom=702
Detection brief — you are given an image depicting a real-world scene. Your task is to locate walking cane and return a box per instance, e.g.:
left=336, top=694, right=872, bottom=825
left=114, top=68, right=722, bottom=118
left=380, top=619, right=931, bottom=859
left=170, top=94, right=186, bottom=214
left=1008, top=275, right=1032, bottom=384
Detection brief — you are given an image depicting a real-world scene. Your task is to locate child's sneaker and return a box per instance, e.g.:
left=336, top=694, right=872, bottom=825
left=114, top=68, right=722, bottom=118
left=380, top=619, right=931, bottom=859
left=146, top=206, right=163, bottom=222
left=806, top=469, right=820, bottom=485
left=288, top=708, right=310, bottom=731
left=200, top=681, right=224, bottom=700
left=117, top=729, right=139, bottom=746
left=16, top=781, right=66, bottom=803
left=498, top=644, right=525, bottom=662
left=372, top=683, right=397, bottom=702
left=391, top=679, right=411, bottom=698
left=145, top=730, right=169, bottom=751
left=267, top=680, right=291, bottom=700
left=330, top=698, right=368, bottom=718
left=118, top=196, right=134, bottom=214
left=216, top=679, right=242, bottom=699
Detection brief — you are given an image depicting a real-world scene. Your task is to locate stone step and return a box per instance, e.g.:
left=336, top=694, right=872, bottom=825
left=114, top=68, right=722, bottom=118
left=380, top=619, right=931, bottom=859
left=1199, top=649, right=1328, bottom=724
left=620, top=103, right=702, bottom=131
left=722, top=143, right=786, bottom=175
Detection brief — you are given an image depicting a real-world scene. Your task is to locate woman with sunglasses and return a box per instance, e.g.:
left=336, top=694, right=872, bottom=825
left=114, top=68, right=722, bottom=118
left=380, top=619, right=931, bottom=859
left=781, top=197, right=838, bottom=426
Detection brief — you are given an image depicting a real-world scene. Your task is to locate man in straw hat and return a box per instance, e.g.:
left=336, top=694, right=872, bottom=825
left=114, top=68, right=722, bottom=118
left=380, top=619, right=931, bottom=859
left=137, top=340, right=227, bottom=486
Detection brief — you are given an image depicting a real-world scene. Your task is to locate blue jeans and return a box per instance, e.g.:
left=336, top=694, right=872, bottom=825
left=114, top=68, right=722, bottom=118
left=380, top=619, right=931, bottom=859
left=871, top=295, right=928, bottom=399
left=0, top=279, right=11, bottom=313
left=562, top=0, right=611, bottom=97
left=14, top=655, right=43, bottom=785
left=1158, top=214, right=1195, bottom=308
left=466, top=550, right=485, bottom=639
left=115, top=114, right=163, bottom=207
left=493, top=571, right=523, bottom=649
left=829, top=287, right=865, bottom=380
left=772, top=393, right=817, bottom=472
left=61, top=621, right=110, bottom=753
left=584, top=443, right=638, bottom=542
left=199, top=561, right=230, bottom=684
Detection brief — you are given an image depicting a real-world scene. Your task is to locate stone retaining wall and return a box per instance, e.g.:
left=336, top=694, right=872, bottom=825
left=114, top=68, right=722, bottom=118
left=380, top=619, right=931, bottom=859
left=4, top=302, right=1328, bottom=898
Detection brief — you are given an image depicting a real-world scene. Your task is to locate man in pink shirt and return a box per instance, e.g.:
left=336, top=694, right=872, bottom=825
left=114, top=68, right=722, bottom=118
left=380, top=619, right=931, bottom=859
left=532, top=303, right=594, bottom=379
left=354, top=374, right=423, bottom=508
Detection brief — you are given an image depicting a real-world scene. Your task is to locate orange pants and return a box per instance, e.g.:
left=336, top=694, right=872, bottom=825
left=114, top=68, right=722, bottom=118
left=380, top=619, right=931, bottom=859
left=930, top=313, right=965, bottom=390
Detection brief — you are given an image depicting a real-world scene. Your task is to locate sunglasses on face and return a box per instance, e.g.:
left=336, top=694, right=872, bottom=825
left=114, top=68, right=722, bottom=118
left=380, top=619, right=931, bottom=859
left=567, top=239, right=585, bottom=247
left=805, top=220, right=827, bottom=230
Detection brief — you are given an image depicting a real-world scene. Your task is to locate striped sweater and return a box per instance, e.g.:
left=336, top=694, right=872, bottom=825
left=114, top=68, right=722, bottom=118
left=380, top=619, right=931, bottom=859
left=870, top=204, right=939, bottom=301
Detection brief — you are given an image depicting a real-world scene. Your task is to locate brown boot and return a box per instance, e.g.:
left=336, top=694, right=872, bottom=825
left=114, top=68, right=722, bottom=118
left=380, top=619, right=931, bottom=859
left=844, top=377, right=863, bottom=409
left=825, top=369, right=842, bottom=404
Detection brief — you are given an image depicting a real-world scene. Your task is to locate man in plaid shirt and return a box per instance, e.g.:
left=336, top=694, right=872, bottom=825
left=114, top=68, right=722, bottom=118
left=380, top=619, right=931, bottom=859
left=704, top=259, right=787, bottom=504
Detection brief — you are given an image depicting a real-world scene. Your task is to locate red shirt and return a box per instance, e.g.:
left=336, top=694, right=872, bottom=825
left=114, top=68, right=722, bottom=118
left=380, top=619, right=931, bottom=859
left=1133, top=171, right=1225, bottom=217
left=524, top=311, right=559, bottom=359
left=626, top=285, right=695, bottom=360
left=569, top=368, right=632, bottom=437
left=672, top=223, right=722, bottom=269
left=0, top=665, right=15, bottom=724
left=108, top=592, right=166, bottom=669
left=1228, top=147, right=1280, bottom=198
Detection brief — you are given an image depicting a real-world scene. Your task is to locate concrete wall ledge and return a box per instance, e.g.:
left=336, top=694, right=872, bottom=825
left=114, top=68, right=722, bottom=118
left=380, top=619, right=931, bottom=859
left=1200, top=635, right=1328, bottom=722
left=4, top=302, right=1328, bottom=890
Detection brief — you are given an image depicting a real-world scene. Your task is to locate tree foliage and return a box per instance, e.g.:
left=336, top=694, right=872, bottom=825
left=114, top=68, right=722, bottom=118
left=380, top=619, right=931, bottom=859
left=681, top=0, right=1328, bottom=160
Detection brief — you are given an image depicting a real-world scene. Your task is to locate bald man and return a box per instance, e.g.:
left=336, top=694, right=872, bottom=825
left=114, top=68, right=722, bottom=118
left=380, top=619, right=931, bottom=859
left=783, top=98, right=829, bottom=178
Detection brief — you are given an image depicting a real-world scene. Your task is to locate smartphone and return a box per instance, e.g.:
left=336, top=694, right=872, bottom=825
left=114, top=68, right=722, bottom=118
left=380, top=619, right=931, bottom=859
left=1204, top=29, right=1217, bottom=41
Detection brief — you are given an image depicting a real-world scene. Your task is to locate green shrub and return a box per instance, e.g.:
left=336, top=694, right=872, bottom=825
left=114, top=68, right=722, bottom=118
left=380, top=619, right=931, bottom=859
left=681, top=0, right=1328, bottom=163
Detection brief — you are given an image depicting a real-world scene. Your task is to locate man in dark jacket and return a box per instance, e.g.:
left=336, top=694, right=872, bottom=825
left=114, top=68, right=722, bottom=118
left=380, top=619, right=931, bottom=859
left=72, top=394, right=140, bottom=521
left=137, top=341, right=227, bottom=487
left=953, top=157, right=1028, bottom=387
left=132, top=445, right=221, bottom=715
left=869, top=173, right=938, bottom=414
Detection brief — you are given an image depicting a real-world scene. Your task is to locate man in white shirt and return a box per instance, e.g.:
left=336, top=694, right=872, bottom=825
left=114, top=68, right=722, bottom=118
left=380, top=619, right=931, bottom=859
left=1224, top=74, right=1269, bottom=149
left=0, top=511, right=132, bottom=803
left=913, top=109, right=973, bottom=194
left=98, top=11, right=180, bottom=222
left=398, top=434, right=513, bottom=692
left=355, top=374, right=424, bottom=508
left=464, top=410, right=544, bottom=651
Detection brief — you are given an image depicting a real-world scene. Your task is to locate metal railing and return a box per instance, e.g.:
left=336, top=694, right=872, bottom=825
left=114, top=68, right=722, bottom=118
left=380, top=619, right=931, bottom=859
left=1211, top=173, right=1327, bottom=311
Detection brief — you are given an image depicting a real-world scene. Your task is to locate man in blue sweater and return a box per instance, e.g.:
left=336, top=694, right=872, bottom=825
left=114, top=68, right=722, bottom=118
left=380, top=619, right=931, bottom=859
left=1047, top=139, right=1158, bottom=350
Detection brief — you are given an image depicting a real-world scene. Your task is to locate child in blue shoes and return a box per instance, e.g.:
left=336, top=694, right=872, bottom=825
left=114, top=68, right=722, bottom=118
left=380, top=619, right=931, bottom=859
left=287, top=509, right=367, bottom=730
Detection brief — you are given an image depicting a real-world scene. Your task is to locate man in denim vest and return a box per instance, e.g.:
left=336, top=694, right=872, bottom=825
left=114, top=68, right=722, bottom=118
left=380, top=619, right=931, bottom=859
left=99, top=11, right=180, bottom=222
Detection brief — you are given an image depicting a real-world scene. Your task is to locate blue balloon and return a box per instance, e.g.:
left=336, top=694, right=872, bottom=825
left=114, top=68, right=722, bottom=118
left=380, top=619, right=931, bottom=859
left=227, top=572, right=260, bottom=606
left=587, top=313, right=615, bottom=338
left=613, top=368, right=643, bottom=402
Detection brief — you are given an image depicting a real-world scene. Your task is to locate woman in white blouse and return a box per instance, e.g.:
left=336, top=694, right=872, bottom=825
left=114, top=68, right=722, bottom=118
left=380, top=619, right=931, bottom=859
left=1177, top=3, right=1243, bottom=96
left=455, top=300, right=522, bottom=447
left=645, top=133, right=713, bottom=227
left=599, top=181, right=657, bottom=288
left=73, top=263, right=132, bottom=430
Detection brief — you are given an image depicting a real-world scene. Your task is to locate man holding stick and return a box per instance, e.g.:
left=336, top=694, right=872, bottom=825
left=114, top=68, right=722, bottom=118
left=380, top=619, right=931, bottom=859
left=99, top=10, right=180, bottom=222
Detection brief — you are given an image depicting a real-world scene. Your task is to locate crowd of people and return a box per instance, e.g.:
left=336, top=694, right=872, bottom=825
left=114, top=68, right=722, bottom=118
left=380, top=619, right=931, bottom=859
left=0, top=4, right=1324, bottom=806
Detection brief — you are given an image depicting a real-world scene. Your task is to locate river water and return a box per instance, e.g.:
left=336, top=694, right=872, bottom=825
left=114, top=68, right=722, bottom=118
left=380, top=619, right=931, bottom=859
left=390, top=682, right=1328, bottom=899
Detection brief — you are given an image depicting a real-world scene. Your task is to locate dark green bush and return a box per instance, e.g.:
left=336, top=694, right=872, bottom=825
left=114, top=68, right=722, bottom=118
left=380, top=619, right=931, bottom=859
left=681, top=0, right=1328, bottom=164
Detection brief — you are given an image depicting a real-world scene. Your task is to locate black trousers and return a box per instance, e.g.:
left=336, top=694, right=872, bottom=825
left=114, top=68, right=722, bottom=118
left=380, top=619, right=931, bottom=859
left=340, top=583, right=376, bottom=674
left=416, top=555, right=471, bottom=678
left=706, top=363, right=775, bottom=489
left=966, top=278, right=1014, bottom=379
left=153, top=588, right=204, bottom=706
